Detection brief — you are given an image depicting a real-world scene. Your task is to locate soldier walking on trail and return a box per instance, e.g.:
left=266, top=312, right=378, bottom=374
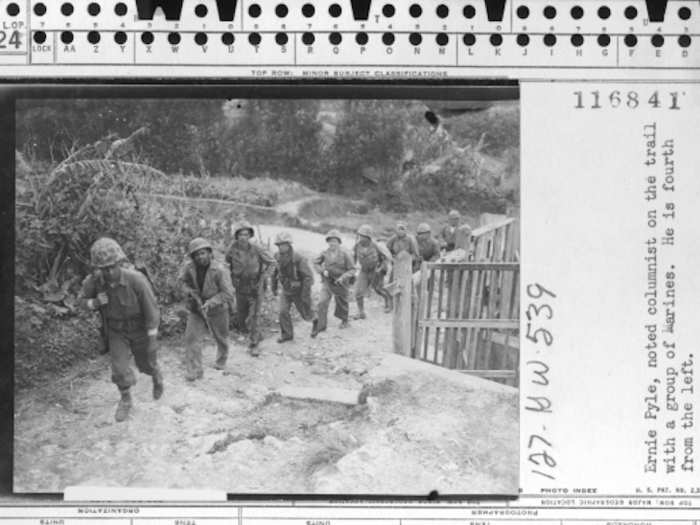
left=79, top=237, right=163, bottom=423
left=386, top=221, right=420, bottom=260
left=352, top=224, right=393, bottom=318
left=226, top=221, right=275, bottom=356
left=312, top=230, right=356, bottom=337
left=416, top=223, right=441, bottom=267
left=271, top=232, right=316, bottom=343
left=386, top=221, right=420, bottom=280
left=179, top=237, right=235, bottom=380
left=440, top=209, right=464, bottom=252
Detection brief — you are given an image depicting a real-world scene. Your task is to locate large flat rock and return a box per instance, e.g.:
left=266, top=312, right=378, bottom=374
left=276, top=385, right=362, bottom=406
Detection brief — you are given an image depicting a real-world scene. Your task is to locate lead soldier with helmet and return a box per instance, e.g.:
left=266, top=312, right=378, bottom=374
left=79, top=237, right=163, bottom=422
left=179, top=237, right=235, bottom=381
left=352, top=224, right=393, bottom=319
left=312, top=229, right=356, bottom=336
left=225, top=220, right=275, bottom=356
left=270, top=232, right=316, bottom=343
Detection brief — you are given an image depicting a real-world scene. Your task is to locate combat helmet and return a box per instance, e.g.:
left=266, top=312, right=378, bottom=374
left=357, top=224, right=373, bottom=239
left=325, top=229, right=342, bottom=244
left=274, top=231, right=293, bottom=245
left=416, top=223, right=432, bottom=234
left=448, top=209, right=461, bottom=219
left=188, top=237, right=212, bottom=256
left=234, top=220, right=255, bottom=239
left=90, top=237, right=127, bottom=268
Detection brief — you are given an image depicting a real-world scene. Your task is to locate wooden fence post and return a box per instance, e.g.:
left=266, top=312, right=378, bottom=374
left=392, top=251, right=413, bottom=357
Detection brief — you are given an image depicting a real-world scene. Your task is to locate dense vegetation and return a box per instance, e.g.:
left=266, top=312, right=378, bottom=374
left=18, top=99, right=519, bottom=211
left=15, top=98, right=519, bottom=387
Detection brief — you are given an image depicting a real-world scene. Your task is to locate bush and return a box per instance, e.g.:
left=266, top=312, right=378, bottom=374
left=402, top=152, right=513, bottom=214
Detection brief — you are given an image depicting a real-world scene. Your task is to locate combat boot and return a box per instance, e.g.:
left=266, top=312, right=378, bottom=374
left=248, top=339, right=261, bottom=357
left=115, top=389, right=132, bottom=422
left=152, top=370, right=164, bottom=400
left=310, top=319, right=323, bottom=338
left=384, top=296, right=393, bottom=313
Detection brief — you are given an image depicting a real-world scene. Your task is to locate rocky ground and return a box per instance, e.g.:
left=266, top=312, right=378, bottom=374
left=14, top=225, right=518, bottom=496
left=14, top=294, right=517, bottom=495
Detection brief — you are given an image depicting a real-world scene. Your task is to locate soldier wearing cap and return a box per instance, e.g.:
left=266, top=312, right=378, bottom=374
left=352, top=224, right=393, bottom=318
left=440, top=210, right=466, bottom=252
left=226, top=220, right=275, bottom=356
left=79, top=237, right=162, bottom=422
left=416, top=223, right=441, bottom=268
left=271, top=232, right=315, bottom=343
left=179, top=237, right=235, bottom=380
left=312, top=230, right=355, bottom=336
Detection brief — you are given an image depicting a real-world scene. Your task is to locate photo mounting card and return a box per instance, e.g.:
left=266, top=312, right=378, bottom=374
left=1, top=0, right=700, bottom=519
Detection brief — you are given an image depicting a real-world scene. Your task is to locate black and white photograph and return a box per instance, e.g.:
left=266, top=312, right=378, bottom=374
left=13, top=92, right=520, bottom=495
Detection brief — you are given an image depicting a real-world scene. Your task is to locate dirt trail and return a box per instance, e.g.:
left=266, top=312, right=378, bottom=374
left=14, top=227, right=518, bottom=495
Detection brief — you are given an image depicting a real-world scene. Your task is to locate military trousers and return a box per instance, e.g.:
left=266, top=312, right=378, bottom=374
left=184, top=307, right=229, bottom=377
left=279, top=290, right=313, bottom=339
left=355, top=268, right=391, bottom=304
left=236, top=288, right=262, bottom=345
left=107, top=324, right=160, bottom=390
left=316, top=280, right=349, bottom=331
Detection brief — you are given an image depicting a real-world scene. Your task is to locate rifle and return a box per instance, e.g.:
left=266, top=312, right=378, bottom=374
left=93, top=271, right=110, bottom=355
left=189, top=293, right=212, bottom=332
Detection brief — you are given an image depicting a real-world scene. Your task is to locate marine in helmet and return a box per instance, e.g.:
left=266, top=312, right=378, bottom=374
left=225, top=220, right=275, bottom=356
left=270, top=232, right=315, bottom=343
left=440, top=209, right=468, bottom=252
left=79, top=237, right=162, bottom=422
left=385, top=221, right=420, bottom=280
left=386, top=221, right=420, bottom=259
left=416, top=223, right=441, bottom=267
left=179, top=237, right=235, bottom=380
left=312, top=230, right=356, bottom=336
left=352, top=224, right=393, bottom=318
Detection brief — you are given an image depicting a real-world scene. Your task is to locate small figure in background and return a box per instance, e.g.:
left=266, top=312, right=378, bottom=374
left=271, top=232, right=316, bottom=343
left=226, top=221, right=275, bottom=356
left=440, top=209, right=463, bottom=252
left=352, top=224, right=393, bottom=318
left=386, top=221, right=419, bottom=279
left=312, top=230, right=356, bottom=337
left=416, top=222, right=441, bottom=267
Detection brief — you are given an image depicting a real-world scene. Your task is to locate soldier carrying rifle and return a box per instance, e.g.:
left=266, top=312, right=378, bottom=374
left=226, top=221, right=275, bottom=356
left=312, top=229, right=356, bottom=337
left=352, top=224, right=393, bottom=318
left=179, top=237, right=235, bottom=381
left=271, top=231, right=316, bottom=343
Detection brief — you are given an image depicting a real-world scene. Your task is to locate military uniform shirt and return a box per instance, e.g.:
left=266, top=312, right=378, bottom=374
left=81, top=268, right=160, bottom=330
left=386, top=234, right=419, bottom=258
left=226, top=241, right=275, bottom=282
left=441, top=225, right=458, bottom=249
left=417, top=237, right=441, bottom=262
left=314, top=248, right=354, bottom=280
left=180, top=259, right=235, bottom=307
left=273, top=250, right=314, bottom=294
left=354, top=242, right=388, bottom=272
